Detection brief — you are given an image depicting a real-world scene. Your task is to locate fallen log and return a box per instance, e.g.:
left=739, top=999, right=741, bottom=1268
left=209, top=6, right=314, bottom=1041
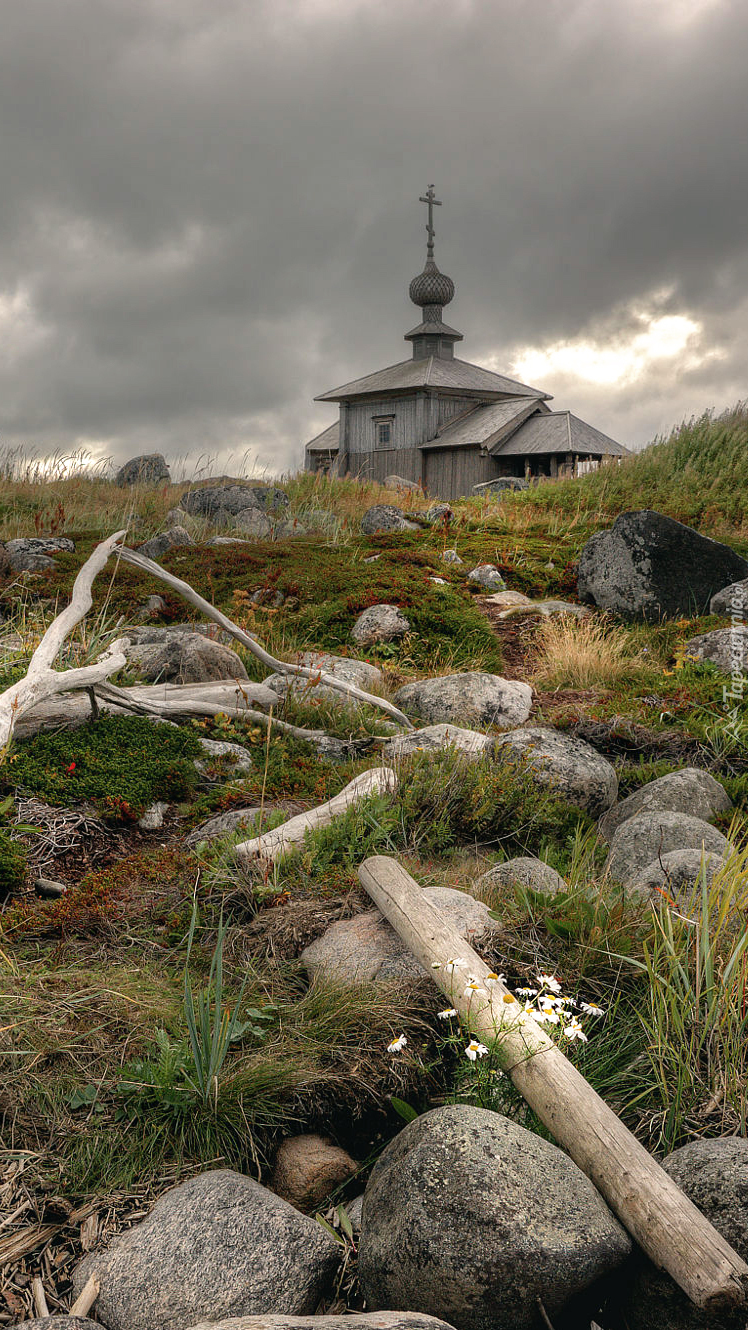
left=236, top=768, right=397, bottom=864
left=357, top=854, right=748, bottom=1315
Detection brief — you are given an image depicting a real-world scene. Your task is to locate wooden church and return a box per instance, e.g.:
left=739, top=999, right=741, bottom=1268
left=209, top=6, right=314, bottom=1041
left=305, top=188, right=629, bottom=500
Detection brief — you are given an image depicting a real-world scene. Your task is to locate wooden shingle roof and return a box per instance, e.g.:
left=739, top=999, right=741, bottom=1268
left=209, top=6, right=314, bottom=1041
left=305, top=421, right=339, bottom=453
left=495, top=411, right=629, bottom=457
left=420, top=398, right=546, bottom=452
left=315, top=357, right=550, bottom=403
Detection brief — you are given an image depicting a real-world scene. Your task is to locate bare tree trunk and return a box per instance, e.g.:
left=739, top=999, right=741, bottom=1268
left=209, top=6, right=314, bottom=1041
left=357, top=854, right=748, bottom=1315
left=236, top=769, right=397, bottom=864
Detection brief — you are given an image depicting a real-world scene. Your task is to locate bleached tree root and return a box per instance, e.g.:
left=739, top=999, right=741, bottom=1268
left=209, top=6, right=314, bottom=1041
left=0, top=530, right=129, bottom=750
left=113, top=543, right=414, bottom=730
left=357, top=854, right=748, bottom=1315
left=235, top=768, right=397, bottom=865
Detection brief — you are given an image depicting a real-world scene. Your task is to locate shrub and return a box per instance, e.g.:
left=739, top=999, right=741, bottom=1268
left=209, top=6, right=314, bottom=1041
left=0, top=829, right=27, bottom=900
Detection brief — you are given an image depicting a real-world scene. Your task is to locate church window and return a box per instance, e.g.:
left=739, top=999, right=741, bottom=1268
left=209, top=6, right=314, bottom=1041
left=373, top=415, right=395, bottom=448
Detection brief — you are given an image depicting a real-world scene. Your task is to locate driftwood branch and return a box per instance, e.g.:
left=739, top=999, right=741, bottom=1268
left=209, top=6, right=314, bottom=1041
left=112, top=543, right=414, bottom=730
left=69, top=1275, right=99, bottom=1318
left=236, top=768, right=397, bottom=864
left=0, top=530, right=129, bottom=749
left=357, top=855, right=748, bottom=1315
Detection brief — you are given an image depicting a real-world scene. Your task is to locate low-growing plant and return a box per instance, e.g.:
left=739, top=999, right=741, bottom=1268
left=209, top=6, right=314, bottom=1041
left=530, top=613, right=655, bottom=691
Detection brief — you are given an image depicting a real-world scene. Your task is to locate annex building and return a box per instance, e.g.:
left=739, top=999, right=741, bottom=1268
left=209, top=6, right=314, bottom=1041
left=305, top=188, right=629, bottom=501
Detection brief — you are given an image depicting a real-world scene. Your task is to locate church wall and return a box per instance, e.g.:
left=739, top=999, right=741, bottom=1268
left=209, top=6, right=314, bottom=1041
left=346, top=397, right=421, bottom=456
left=423, top=446, right=492, bottom=500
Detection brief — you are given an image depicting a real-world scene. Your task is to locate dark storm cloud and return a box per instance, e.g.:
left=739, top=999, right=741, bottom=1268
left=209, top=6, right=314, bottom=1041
left=1, top=0, right=747, bottom=472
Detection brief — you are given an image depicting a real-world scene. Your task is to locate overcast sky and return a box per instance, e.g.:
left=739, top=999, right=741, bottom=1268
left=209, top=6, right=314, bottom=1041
left=1, top=0, right=747, bottom=477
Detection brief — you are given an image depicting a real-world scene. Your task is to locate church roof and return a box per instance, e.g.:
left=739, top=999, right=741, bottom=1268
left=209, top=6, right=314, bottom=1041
left=315, top=356, right=550, bottom=403
left=495, top=411, right=629, bottom=457
left=305, top=420, right=339, bottom=452
left=420, top=398, right=545, bottom=452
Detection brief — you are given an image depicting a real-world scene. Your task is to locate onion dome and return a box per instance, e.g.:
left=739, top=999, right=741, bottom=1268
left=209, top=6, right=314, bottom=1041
left=409, top=258, right=455, bottom=309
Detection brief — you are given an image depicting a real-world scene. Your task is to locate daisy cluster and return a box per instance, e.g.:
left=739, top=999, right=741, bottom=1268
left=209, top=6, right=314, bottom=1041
left=386, top=963, right=604, bottom=1060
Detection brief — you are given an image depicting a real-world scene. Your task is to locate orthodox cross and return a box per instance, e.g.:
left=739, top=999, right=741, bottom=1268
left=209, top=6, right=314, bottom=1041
left=419, top=184, right=441, bottom=259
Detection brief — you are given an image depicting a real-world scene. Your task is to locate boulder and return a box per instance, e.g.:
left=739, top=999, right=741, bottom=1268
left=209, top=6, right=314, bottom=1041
left=137, top=526, right=193, bottom=561
left=263, top=652, right=383, bottom=703
left=394, top=672, right=532, bottom=731
left=605, top=810, right=730, bottom=884
left=381, top=723, right=495, bottom=761
left=182, top=485, right=288, bottom=522
left=114, top=453, right=170, bottom=486
left=185, top=1316, right=459, bottom=1330
left=482, top=590, right=533, bottom=611
left=233, top=508, right=273, bottom=539
left=473, top=477, right=529, bottom=494
left=195, top=738, right=254, bottom=777
left=359, top=1106, right=631, bottom=1330
left=495, top=726, right=618, bottom=817
left=137, top=801, right=168, bottom=831
left=4, top=536, right=75, bottom=573
left=621, top=1137, right=748, bottom=1330
left=361, top=505, right=419, bottom=535
left=476, top=856, right=567, bottom=897
left=577, top=510, right=748, bottom=621
left=441, top=549, right=463, bottom=565
left=71, top=1169, right=340, bottom=1330
left=630, top=848, right=727, bottom=901
left=125, top=630, right=248, bottom=684
left=681, top=626, right=748, bottom=674
left=351, top=605, right=411, bottom=645
left=467, top=563, right=506, bottom=591
left=301, top=886, right=499, bottom=985
left=272, top=1134, right=358, bottom=1212
left=0, top=544, right=12, bottom=577
left=383, top=474, right=421, bottom=492
left=710, top=578, right=748, bottom=617
left=598, top=768, right=732, bottom=843
left=424, top=503, right=453, bottom=525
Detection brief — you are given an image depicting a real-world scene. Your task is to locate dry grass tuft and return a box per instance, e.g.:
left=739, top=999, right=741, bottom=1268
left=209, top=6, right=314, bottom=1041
left=529, top=612, right=654, bottom=690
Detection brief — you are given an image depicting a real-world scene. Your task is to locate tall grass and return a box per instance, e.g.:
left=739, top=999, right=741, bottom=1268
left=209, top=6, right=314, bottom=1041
left=529, top=613, right=657, bottom=690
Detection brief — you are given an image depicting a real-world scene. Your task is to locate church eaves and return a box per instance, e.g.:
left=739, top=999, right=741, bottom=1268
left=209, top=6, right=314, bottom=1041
left=314, top=355, right=551, bottom=402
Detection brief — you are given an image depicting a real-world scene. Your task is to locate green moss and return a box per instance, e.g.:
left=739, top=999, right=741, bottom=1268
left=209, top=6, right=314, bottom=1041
left=5, top=715, right=203, bottom=820
left=0, top=829, right=27, bottom=900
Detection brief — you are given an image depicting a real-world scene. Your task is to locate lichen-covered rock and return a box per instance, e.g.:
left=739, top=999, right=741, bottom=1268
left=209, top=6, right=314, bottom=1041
left=383, top=475, right=421, bottom=492
left=359, top=1106, right=631, bottom=1330
left=494, top=726, right=617, bottom=818
left=476, top=856, right=567, bottom=896
left=577, top=509, right=748, bottom=621
left=137, top=526, right=193, bottom=561
left=381, top=723, right=495, bottom=761
left=467, top=563, right=506, bottom=591
left=301, top=886, right=498, bottom=986
left=114, top=453, right=170, bottom=486
left=441, top=549, right=463, bottom=565
left=681, top=626, right=748, bottom=674
left=424, top=503, right=453, bottom=525
left=71, top=1170, right=340, bottom=1330
left=360, top=505, right=419, bottom=535
left=394, top=672, right=532, bottom=731
left=263, top=652, right=383, bottom=702
left=182, top=484, right=288, bottom=521
left=232, top=508, right=273, bottom=539
left=272, top=1134, right=358, bottom=1212
left=473, top=476, right=529, bottom=494
left=710, top=578, right=748, bottom=617
left=185, top=801, right=301, bottom=848
left=5, top=536, right=75, bottom=573
left=621, top=1138, right=748, bottom=1330
left=630, top=848, right=726, bottom=901
left=125, top=631, right=248, bottom=684
left=598, top=768, right=732, bottom=843
left=605, top=810, right=730, bottom=884
left=351, top=604, right=411, bottom=645
left=195, top=738, right=254, bottom=777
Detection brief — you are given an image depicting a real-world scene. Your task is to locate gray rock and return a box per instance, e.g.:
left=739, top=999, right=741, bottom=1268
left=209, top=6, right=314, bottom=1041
left=301, top=886, right=499, bottom=985
left=359, top=1106, right=631, bottom=1330
left=5, top=536, right=75, bottom=573
left=394, top=672, right=532, bottom=732
left=136, top=594, right=168, bottom=619
left=467, top=563, right=506, bottom=591
left=473, top=476, right=529, bottom=494
left=681, top=626, right=748, bottom=674
left=182, top=485, right=287, bottom=520
left=577, top=509, right=748, bottom=621
left=605, top=810, right=730, bottom=884
left=630, top=848, right=727, bottom=901
left=137, top=526, right=193, bottom=561
left=196, top=738, right=254, bottom=777
left=15, top=1321, right=101, bottom=1330
left=383, top=474, right=421, bottom=492
left=351, top=604, right=411, bottom=645
left=476, top=856, right=567, bottom=896
left=206, top=536, right=251, bottom=547
left=495, top=726, right=618, bottom=817
left=710, top=578, right=748, bottom=617
left=138, top=801, right=169, bottom=830
left=622, top=1137, right=748, bottom=1330
left=34, top=876, right=67, bottom=899
left=361, top=505, right=419, bottom=535
left=125, top=632, right=248, bottom=685
left=530, top=598, right=591, bottom=618
left=185, top=1316, right=459, bottom=1330
left=272, top=1134, right=358, bottom=1212
left=71, top=1169, right=340, bottom=1330
left=185, top=801, right=302, bottom=848
left=429, top=576, right=448, bottom=585
left=114, top=453, right=170, bottom=486
left=165, top=507, right=190, bottom=525
left=381, top=723, right=495, bottom=761
left=424, top=503, right=453, bottom=525
left=233, top=508, right=273, bottom=539
left=598, top=768, right=732, bottom=843
left=441, top=549, right=463, bottom=565
left=263, top=652, right=383, bottom=703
